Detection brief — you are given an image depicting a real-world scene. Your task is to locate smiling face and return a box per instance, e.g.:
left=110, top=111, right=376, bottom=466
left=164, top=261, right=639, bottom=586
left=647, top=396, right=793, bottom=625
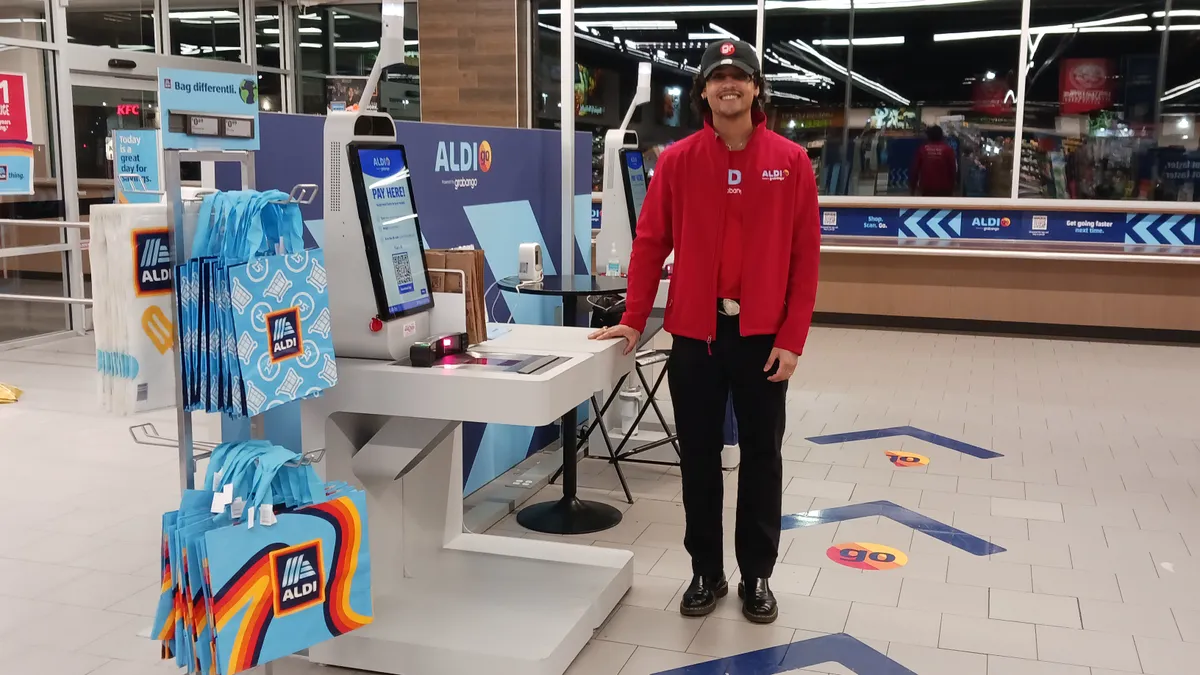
left=702, top=65, right=759, bottom=119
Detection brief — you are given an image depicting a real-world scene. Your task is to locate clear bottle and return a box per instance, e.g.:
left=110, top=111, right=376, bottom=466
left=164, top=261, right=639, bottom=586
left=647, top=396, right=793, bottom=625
left=606, top=243, right=621, bottom=277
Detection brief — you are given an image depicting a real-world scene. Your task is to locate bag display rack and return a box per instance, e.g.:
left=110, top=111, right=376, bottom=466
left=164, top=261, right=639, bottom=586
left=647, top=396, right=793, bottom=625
left=153, top=149, right=325, bottom=675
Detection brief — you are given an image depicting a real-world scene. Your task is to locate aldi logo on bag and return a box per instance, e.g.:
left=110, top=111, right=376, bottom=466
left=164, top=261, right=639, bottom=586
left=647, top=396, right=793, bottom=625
left=266, top=307, right=303, bottom=363
left=132, top=228, right=172, bottom=297
left=270, top=540, right=325, bottom=616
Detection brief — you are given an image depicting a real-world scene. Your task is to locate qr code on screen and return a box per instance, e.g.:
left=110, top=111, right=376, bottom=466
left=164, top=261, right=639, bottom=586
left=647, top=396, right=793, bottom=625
left=1032, top=215, right=1048, bottom=231
left=392, top=251, right=413, bottom=286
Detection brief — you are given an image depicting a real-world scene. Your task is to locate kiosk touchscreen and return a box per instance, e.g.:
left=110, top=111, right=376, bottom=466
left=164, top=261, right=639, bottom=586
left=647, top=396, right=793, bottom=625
left=346, top=141, right=435, bottom=323
left=619, top=149, right=647, bottom=238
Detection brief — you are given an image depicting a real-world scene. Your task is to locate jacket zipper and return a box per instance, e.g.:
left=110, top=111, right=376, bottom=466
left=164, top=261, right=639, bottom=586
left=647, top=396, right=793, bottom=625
left=706, top=335, right=713, bottom=355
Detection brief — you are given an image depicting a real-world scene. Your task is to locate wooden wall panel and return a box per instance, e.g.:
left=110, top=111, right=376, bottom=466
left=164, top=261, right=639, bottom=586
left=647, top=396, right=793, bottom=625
left=418, top=0, right=520, bottom=127
left=816, top=252, right=1200, bottom=332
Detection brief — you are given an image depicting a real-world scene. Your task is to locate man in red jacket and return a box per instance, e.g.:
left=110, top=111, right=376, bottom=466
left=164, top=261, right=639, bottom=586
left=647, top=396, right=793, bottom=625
left=910, top=124, right=957, bottom=197
left=590, top=39, right=820, bottom=624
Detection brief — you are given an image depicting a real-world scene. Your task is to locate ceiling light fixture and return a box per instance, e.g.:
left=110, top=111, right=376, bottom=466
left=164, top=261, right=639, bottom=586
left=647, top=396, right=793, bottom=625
left=1153, top=9, right=1200, bottom=18
left=538, top=22, right=621, bottom=50
left=1163, top=77, right=1200, bottom=101
left=812, top=35, right=905, bottom=46
left=1156, top=24, right=1200, bottom=31
left=1072, top=13, right=1148, bottom=27
left=688, top=32, right=726, bottom=40
left=538, top=0, right=990, bottom=15
left=937, top=15, right=1156, bottom=41
left=168, top=10, right=239, bottom=20
left=1079, top=25, right=1151, bottom=32
left=708, top=23, right=741, bottom=40
left=576, top=20, right=677, bottom=30
left=771, top=90, right=817, bottom=102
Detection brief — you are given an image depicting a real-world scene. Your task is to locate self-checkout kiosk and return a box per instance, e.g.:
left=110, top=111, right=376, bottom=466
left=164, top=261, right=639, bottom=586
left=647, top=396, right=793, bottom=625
left=301, top=14, right=634, bottom=675
left=594, top=62, right=652, bottom=275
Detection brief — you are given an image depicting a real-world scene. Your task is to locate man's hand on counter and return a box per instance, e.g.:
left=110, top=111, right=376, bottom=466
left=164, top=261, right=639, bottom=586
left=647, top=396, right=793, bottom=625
left=588, top=325, right=641, bottom=355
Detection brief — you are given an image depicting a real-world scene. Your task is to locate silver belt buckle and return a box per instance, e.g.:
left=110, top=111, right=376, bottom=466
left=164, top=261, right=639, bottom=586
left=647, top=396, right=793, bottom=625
left=720, top=299, right=740, bottom=316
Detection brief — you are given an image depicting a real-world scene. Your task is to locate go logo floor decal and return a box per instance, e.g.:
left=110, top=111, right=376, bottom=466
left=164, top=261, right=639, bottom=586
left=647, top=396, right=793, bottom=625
left=886, top=450, right=929, bottom=467
left=827, top=542, right=908, bottom=570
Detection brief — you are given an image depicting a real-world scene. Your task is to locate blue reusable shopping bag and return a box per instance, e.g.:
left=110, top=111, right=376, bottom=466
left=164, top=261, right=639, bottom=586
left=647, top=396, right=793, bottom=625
left=178, top=190, right=337, bottom=418
left=225, top=202, right=337, bottom=417
left=204, top=490, right=373, bottom=675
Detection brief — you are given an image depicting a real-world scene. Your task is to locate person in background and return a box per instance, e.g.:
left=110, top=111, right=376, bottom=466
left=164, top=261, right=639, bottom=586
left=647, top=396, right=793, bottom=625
left=589, top=39, right=821, bottom=625
left=910, top=125, right=958, bottom=197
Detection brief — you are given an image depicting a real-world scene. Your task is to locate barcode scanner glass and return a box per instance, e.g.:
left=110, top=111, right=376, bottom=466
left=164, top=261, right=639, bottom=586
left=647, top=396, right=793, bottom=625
left=346, top=141, right=435, bottom=321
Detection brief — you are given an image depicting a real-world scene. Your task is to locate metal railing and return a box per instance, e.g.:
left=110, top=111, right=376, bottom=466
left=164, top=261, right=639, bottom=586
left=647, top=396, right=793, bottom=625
left=0, top=218, right=93, bottom=315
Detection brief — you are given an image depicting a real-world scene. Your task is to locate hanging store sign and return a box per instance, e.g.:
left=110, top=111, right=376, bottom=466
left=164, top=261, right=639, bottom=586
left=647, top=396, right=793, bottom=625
left=0, top=72, right=34, bottom=196
left=113, top=129, right=162, bottom=205
left=158, top=67, right=260, bottom=151
left=1060, top=59, right=1115, bottom=115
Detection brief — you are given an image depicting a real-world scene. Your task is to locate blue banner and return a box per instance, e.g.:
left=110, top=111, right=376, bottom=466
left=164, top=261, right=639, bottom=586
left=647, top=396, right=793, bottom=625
left=819, top=206, right=1197, bottom=246
left=158, top=68, right=261, bottom=151
left=113, top=130, right=161, bottom=204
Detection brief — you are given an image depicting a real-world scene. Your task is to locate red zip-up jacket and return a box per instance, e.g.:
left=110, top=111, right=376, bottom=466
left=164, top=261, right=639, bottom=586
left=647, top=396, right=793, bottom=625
left=620, top=110, right=821, bottom=355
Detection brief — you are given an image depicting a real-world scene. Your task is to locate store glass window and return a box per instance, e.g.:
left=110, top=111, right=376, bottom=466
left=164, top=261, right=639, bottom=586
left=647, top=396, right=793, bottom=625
left=299, top=75, right=327, bottom=115
left=294, top=8, right=330, bottom=73
left=1017, top=0, right=1198, bottom=201
left=302, top=3, right=419, bottom=120
left=533, top=3, right=715, bottom=190
left=765, top=1, right=1022, bottom=198
left=763, top=6, right=851, bottom=196
left=1, top=4, right=49, bottom=43
left=72, top=85, right=157, bottom=182
left=0, top=45, right=71, bottom=341
left=332, top=6, right=382, bottom=77
left=168, top=5, right=243, bottom=62
left=66, top=1, right=155, bottom=51
left=257, top=71, right=283, bottom=112
left=256, top=3, right=283, bottom=69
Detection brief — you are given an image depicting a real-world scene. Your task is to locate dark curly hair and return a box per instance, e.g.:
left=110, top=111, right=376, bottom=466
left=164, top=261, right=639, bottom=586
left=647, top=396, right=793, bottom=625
left=689, top=71, right=770, bottom=118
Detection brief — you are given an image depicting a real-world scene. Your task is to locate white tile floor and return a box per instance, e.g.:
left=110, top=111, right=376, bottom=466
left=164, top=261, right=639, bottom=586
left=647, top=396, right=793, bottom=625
left=1, top=327, right=1199, bottom=675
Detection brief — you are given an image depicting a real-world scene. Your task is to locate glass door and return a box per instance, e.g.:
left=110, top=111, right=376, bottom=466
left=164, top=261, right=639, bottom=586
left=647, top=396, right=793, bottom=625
left=70, top=76, right=159, bottom=208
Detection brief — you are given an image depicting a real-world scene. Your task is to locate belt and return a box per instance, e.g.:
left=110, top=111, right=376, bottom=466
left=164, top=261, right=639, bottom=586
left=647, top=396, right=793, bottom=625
left=718, top=298, right=740, bottom=317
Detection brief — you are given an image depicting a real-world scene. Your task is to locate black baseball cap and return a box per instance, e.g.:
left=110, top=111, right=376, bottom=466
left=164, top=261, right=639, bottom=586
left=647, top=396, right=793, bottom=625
left=700, top=40, right=761, bottom=79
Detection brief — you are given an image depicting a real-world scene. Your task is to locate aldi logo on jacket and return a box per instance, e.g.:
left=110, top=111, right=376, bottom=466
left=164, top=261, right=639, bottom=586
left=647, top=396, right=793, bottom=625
left=619, top=109, right=821, bottom=355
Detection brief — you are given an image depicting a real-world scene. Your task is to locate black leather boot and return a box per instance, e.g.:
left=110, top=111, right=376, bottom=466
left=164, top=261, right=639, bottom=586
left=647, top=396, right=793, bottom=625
left=738, top=577, right=778, bottom=623
left=679, top=573, right=728, bottom=617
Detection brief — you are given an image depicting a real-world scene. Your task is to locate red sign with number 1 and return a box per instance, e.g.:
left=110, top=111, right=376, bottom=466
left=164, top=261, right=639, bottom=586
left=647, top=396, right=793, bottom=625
left=0, top=72, right=31, bottom=143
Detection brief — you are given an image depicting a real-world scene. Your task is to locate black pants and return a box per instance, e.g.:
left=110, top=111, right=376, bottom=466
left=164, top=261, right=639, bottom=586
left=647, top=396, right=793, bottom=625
left=667, top=313, right=787, bottom=580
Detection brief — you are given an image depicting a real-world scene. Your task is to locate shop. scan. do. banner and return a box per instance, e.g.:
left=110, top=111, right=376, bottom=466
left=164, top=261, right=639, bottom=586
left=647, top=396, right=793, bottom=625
left=0, top=72, right=34, bottom=196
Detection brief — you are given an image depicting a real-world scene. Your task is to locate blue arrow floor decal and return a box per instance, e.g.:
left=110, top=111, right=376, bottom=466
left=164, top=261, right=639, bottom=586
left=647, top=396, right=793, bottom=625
left=653, top=633, right=916, bottom=675
left=782, top=500, right=1006, bottom=556
left=806, top=425, right=1003, bottom=459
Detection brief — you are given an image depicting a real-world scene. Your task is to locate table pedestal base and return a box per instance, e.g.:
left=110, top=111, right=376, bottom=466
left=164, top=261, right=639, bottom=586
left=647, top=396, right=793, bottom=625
left=517, top=496, right=624, bottom=535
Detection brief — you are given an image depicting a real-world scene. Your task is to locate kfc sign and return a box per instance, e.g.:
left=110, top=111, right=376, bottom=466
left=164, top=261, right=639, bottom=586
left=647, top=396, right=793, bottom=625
left=117, top=104, right=141, bottom=116
left=1060, top=59, right=1114, bottom=114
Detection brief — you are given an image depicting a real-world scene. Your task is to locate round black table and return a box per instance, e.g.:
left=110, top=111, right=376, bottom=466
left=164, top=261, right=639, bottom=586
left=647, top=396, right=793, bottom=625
left=497, top=274, right=628, bottom=534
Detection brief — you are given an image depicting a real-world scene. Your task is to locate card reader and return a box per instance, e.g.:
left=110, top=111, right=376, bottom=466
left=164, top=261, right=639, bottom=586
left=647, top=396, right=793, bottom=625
left=410, top=332, right=469, bottom=367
